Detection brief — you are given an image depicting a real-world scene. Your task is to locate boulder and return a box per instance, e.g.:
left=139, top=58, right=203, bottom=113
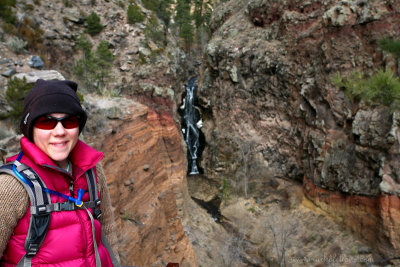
left=28, top=56, right=44, bottom=69
left=13, top=70, right=65, bottom=83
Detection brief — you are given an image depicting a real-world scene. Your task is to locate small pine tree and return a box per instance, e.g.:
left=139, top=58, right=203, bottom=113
left=144, top=14, right=165, bottom=47
left=76, top=34, right=93, bottom=57
left=180, top=21, right=194, bottom=48
left=193, top=0, right=204, bottom=29
left=94, top=41, right=114, bottom=89
left=331, top=69, right=400, bottom=110
left=4, top=77, right=33, bottom=122
left=72, top=35, right=114, bottom=93
left=127, top=3, right=145, bottom=24
left=0, top=0, right=17, bottom=24
left=192, top=0, right=212, bottom=50
left=154, top=0, right=173, bottom=29
left=86, top=11, right=103, bottom=36
left=379, top=38, right=400, bottom=59
left=141, top=0, right=157, bottom=11
left=73, top=35, right=94, bottom=90
left=175, top=0, right=194, bottom=49
left=141, top=0, right=172, bottom=45
left=379, top=38, right=400, bottom=76
left=95, top=41, right=114, bottom=63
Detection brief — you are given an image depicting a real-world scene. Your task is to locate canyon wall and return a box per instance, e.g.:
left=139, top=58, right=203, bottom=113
left=83, top=96, right=196, bottom=267
left=197, top=0, right=400, bottom=257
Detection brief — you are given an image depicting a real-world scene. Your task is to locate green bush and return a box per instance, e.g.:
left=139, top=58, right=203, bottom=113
left=6, top=36, right=27, bottom=54
left=2, top=16, right=44, bottom=51
left=142, top=0, right=156, bottom=11
left=63, top=0, right=72, bottom=8
left=94, top=41, right=114, bottom=89
left=142, top=0, right=172, bottom=28
left=379, top=38, right=400, bottom=58
left=127, top=3, right=145, bottom=24
left=72, top=35, right=114, bottom=93
left=144, top=14, right=165, bottom=47
left=86, top=11, right=103, bottom=36
left=175, top=0, right=193, bottom=49
left=118, top=0, right=125, bottom=8
left=331, top=69, right=400, bottom=110
left=4, top=77, right=33, bottom=121
left=220, top=178, right=232, bottom=202
left=0, top=0, right=17, bottom=24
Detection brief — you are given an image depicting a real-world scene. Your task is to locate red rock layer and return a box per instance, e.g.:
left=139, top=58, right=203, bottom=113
left=101, top=103, right=196, bottom=266
left=303, top=176, right=400, bottom=257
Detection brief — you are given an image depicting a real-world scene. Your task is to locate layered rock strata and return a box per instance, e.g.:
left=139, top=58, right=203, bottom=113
left=85, top=96, right=196, bottom=266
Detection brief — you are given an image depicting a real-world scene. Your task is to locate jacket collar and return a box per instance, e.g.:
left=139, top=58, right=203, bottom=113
left=19, top=136, right=103, bottom=176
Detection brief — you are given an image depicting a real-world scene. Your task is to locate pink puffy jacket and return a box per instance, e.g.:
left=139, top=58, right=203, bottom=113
left=1, top=137, right=113, bottom=266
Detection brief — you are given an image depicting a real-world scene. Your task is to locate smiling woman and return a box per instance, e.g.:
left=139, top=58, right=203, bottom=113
left=0, top=79, right=121, bottom=267
left=33, top=113, right=80, bottom=170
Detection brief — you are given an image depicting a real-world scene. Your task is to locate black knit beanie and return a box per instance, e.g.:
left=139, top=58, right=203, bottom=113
left=20, top=79, right=87, bottom=141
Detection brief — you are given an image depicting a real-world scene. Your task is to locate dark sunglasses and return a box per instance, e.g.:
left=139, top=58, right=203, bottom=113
left=34, top=115, right=80, bottom=130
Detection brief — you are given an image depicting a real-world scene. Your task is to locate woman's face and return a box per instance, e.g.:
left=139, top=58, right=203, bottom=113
left=33, top=113, right=79, bottom=167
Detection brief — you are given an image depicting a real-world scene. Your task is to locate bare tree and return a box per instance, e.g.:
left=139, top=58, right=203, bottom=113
left=218, top=215, right=252, bottom=267
left=265, top=210, right=298, bottom=267
left=219, top=227, right=249, bottom=266
left=234, top=138, right=257, bottom=199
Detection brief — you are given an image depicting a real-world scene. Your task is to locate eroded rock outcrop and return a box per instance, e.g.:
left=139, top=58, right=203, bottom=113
left=83, top=96, right=197, bottom=266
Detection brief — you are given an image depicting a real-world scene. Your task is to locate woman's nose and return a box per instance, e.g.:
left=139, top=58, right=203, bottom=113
left=53, top=121, right=67, bottom=134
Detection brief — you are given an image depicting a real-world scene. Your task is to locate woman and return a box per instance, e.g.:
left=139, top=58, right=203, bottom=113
left=0, top=79, right=119, bottom=266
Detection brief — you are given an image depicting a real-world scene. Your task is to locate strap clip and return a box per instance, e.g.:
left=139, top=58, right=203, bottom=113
left=94, top=209, right=102, bottom=220
left=57, top=202, right=76, bottom=211
left=26, top=244, right=39, bottom=256
left=31, top=204, right=49, bottom=216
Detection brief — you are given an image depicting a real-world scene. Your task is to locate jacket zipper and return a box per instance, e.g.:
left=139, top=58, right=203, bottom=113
left=45, top=164, right=93, bottom=267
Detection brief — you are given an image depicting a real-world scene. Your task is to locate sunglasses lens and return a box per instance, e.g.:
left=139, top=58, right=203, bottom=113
left=61, top=116, right=79, bottom=129
left=34, top=117, right=57, bottom=130
left=34, top=116, right=79, bottom=130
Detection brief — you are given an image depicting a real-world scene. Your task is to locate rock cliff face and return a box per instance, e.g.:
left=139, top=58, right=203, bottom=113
left=83, top=96, right=196, bottom=266
left=198, top=0, right=400, bottom=257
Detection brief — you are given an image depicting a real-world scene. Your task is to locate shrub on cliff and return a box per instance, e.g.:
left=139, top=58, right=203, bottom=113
left=86, top=11, right=103, bottom=36
left=94, top=41, right=114, bottom=90
left=3, top=77, right=33, bottom=122
left=6, top=36, right=27, bottom=54
left=0, top=0, right=17, bottom=24
left=332, top=69, right=400, bottom=110
left=144, top=14, right=166, bottom=47
left=127, top=3, right=145, bottom=24
left=142, top=0, right=172, bottom=27
left=193, top=0, right=212, bottom=50
left=379, top=38, right=400, bottom=59
left=175, top=0, right=193, bottom=49
left=72, top=35, right=114, bottom=93
left=379, top=38, right=400, bottom=76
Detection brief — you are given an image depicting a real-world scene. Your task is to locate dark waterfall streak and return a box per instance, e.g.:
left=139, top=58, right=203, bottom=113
left=179, top=76, right=204, bottom=175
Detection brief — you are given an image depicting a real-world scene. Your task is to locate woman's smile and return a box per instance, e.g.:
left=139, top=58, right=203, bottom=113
left=33, top=113, right=79, bottom=168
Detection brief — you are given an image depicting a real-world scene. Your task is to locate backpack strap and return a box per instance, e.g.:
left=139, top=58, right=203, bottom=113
left=85, top=167, right=121, bottom=267
left=0, top=162, right=51, bottom=267
left=85, top=168, right=102, bottom=219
